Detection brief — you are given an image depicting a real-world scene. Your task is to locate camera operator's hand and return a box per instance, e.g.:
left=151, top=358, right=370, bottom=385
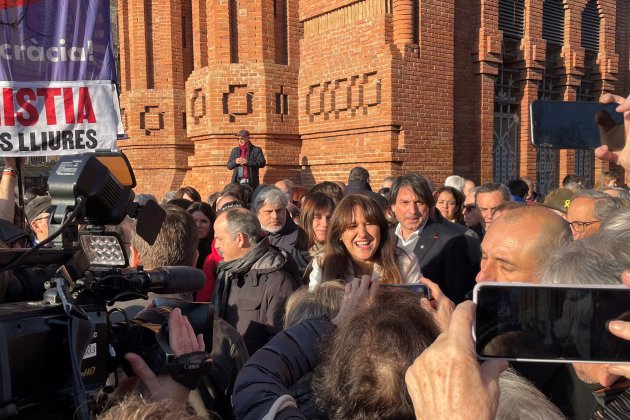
left=405, top=301, right=508, bottom=420
left=606, top=271, right=630, bottom=381
left=124, top=308, right=204, bottom=407
left=419, top=277, right=454, bottom=332
left=331, top=275, right=379, bottom=326
left=597, top=93, right=630, bottom=171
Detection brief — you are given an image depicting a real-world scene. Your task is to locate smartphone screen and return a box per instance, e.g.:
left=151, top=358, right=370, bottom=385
left=473, top=283, right=630, bottom=363
left=381, top=283, right=431, bottom=299
left=530, top=100, right=625, bottom=151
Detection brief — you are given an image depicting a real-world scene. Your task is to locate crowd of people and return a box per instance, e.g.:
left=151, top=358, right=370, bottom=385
left=0, top=95, right=629, bottom=419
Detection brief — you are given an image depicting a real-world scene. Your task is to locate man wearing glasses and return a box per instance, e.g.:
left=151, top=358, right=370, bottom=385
left=566, top=191, right=623, bottom=240
left=25, top=195, right=52, bottom=244
left=462, top=188, right=484, bottom=239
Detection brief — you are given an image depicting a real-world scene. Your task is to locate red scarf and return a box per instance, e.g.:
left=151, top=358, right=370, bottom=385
left=240, top=144, right=249, bottom=178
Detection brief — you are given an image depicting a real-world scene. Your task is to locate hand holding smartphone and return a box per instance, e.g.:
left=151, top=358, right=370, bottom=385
left=473, top=283, right=630, bottom=364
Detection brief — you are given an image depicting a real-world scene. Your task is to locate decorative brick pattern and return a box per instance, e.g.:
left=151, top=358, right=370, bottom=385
left=117, top=0, right=628, bottom=198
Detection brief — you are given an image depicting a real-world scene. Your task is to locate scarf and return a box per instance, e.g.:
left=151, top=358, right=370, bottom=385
left=215, top=240, right=269, bottom=317
left=239, top=144, right=249, bottom=178
left=308, top=243, right=324, bottom=258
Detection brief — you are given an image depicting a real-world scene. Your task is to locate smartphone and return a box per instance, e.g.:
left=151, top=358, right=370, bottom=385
left=381, top=283, right=432, bottom=300
left=530, top=100, right=625, bottom=151
left=473, top=283, right=630, bottom=363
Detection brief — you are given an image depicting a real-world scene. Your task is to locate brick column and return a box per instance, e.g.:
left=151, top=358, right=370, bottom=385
left=517, top=0, right=546, bottom=182
left=183, top=0, right=301, bottom=194
left=473, top=0, right=502, bottom=183
left=117, top=0, right=194, bottom=198
left=556, top=1, right=586, bottom=184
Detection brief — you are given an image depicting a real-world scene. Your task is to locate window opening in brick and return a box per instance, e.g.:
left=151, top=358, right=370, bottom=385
left=493, top=37, right=521, bottom=184
left=581, top=0, right=600, bottom=53
left=144, top=0, right=155, bottom=89
left=498, top=0, right=525, bottom=38
left=274, top=0, right=289, bottom=64
left=574, top=0, right=600, bottom=187
left=413, top=0, right=419, bottom=45
left=229, top=0, right=239, bottom=63
left=542, top=0, right=564, bottom=46
left=536, top=0, right=565, bottom=195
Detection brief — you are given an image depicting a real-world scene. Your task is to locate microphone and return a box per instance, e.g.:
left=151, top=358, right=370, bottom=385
left=132, top=266, right=205, bottom=294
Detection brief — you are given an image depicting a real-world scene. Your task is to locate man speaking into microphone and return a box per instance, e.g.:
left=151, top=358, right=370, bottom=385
left=227, top=130, right=266, bottom=190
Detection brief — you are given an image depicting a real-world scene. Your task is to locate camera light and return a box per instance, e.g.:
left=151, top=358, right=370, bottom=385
left=80, top=234, right=128, bottom=267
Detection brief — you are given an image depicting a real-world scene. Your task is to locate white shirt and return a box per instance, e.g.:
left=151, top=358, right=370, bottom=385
left=308, top=248, right=422, bottom=291
left=394, top=219, right=428, bottom=247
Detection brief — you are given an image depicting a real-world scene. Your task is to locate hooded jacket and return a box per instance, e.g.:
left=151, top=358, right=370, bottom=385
left=215, top=245, right=300, bottom=355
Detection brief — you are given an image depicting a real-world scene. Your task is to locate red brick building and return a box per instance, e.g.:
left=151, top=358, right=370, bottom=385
left=117, top=0, right=629, bottom=198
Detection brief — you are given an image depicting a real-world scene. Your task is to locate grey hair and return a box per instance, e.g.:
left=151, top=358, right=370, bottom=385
left=564, top=182, right=584, bottom=193
left=381, top=176, right=396, bottom=187
left=497, top=369, right=565, bottom=420
left=573, top=190, right=627, bottom=221
left=276, top=179, right=294, bottom=191
left=444, top=175, right=466, bottom=192
left=540, top=229, right=630, bottom=285
left=573, top=189, right=611, bottom=200
left=283, top=282, right=345, bottom=329
left=161, top=191, right=177, bottom=206
left=601, top=187, right=630, bottom=202
left=223, top=208, right=264, bottom=244
left=476, top=182, right=512, bottom=202
left=601, top=207, right=630, bottom=233
left=251, top=186, right=289, bottom=213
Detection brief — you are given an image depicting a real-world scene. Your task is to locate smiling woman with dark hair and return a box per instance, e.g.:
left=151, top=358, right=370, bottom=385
left=308, top=194, right=421, bottom=289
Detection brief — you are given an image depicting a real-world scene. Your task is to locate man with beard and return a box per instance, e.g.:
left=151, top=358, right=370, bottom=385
left=252, top=186, right=308, bottom=274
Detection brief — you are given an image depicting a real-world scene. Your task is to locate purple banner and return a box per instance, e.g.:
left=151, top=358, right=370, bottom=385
left=0, top=0, right=115, bottom=82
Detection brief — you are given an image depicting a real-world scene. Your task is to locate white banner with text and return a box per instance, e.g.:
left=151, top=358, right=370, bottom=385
left=0, top=81, right=122, bottom=157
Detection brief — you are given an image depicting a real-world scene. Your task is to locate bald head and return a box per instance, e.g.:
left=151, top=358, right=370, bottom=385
left=477, top=206, right=572, bottom=283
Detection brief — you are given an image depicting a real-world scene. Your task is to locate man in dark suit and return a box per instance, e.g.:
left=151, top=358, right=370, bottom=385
left=390, top=173, right=476, bottom=303
left=227, top=130, right=266, bottom=190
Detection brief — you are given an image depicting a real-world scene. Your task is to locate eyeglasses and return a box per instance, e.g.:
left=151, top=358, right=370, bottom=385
left=568, top=220, right=600, bottom=232
left=463, top=205, right=477, bottom=212
left=32, top=215, right=49, bottom=223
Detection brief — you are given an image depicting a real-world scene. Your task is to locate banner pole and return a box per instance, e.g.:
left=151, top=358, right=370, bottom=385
left=15, top=158, right=24, bottom=229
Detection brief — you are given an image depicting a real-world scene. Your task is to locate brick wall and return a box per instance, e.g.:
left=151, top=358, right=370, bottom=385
left=117, top=0, right=628, bottom=197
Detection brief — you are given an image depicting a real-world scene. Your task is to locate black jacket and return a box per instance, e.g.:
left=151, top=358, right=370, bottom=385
left=392, top=218, right=476, bottom=304
left=345, top=181, right=388, bottom=208
left=215, top=246, right=300, bottom=355
left=227, top=144, right=266, bottom=190
left=265, top=217, right=309, bottom=277
left=435, top=210, right=481, bottom=276
left=232, top=318, right=334, bottom=420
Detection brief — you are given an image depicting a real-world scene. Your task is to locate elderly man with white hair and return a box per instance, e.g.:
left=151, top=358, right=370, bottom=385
left=444, top=175, right=466, bottom=192
left=252, top=185, right=308, bottom=274
left=539, top=228, right=630, bottom=418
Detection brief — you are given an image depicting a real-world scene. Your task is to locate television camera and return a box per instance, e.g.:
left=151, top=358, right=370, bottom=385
left=0, top=153, right=212, bottom=420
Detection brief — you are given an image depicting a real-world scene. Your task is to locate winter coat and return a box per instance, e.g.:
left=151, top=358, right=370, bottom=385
left=215, top=245, right=300, bottom=355
left=232, top=318, right=334, bottom=420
